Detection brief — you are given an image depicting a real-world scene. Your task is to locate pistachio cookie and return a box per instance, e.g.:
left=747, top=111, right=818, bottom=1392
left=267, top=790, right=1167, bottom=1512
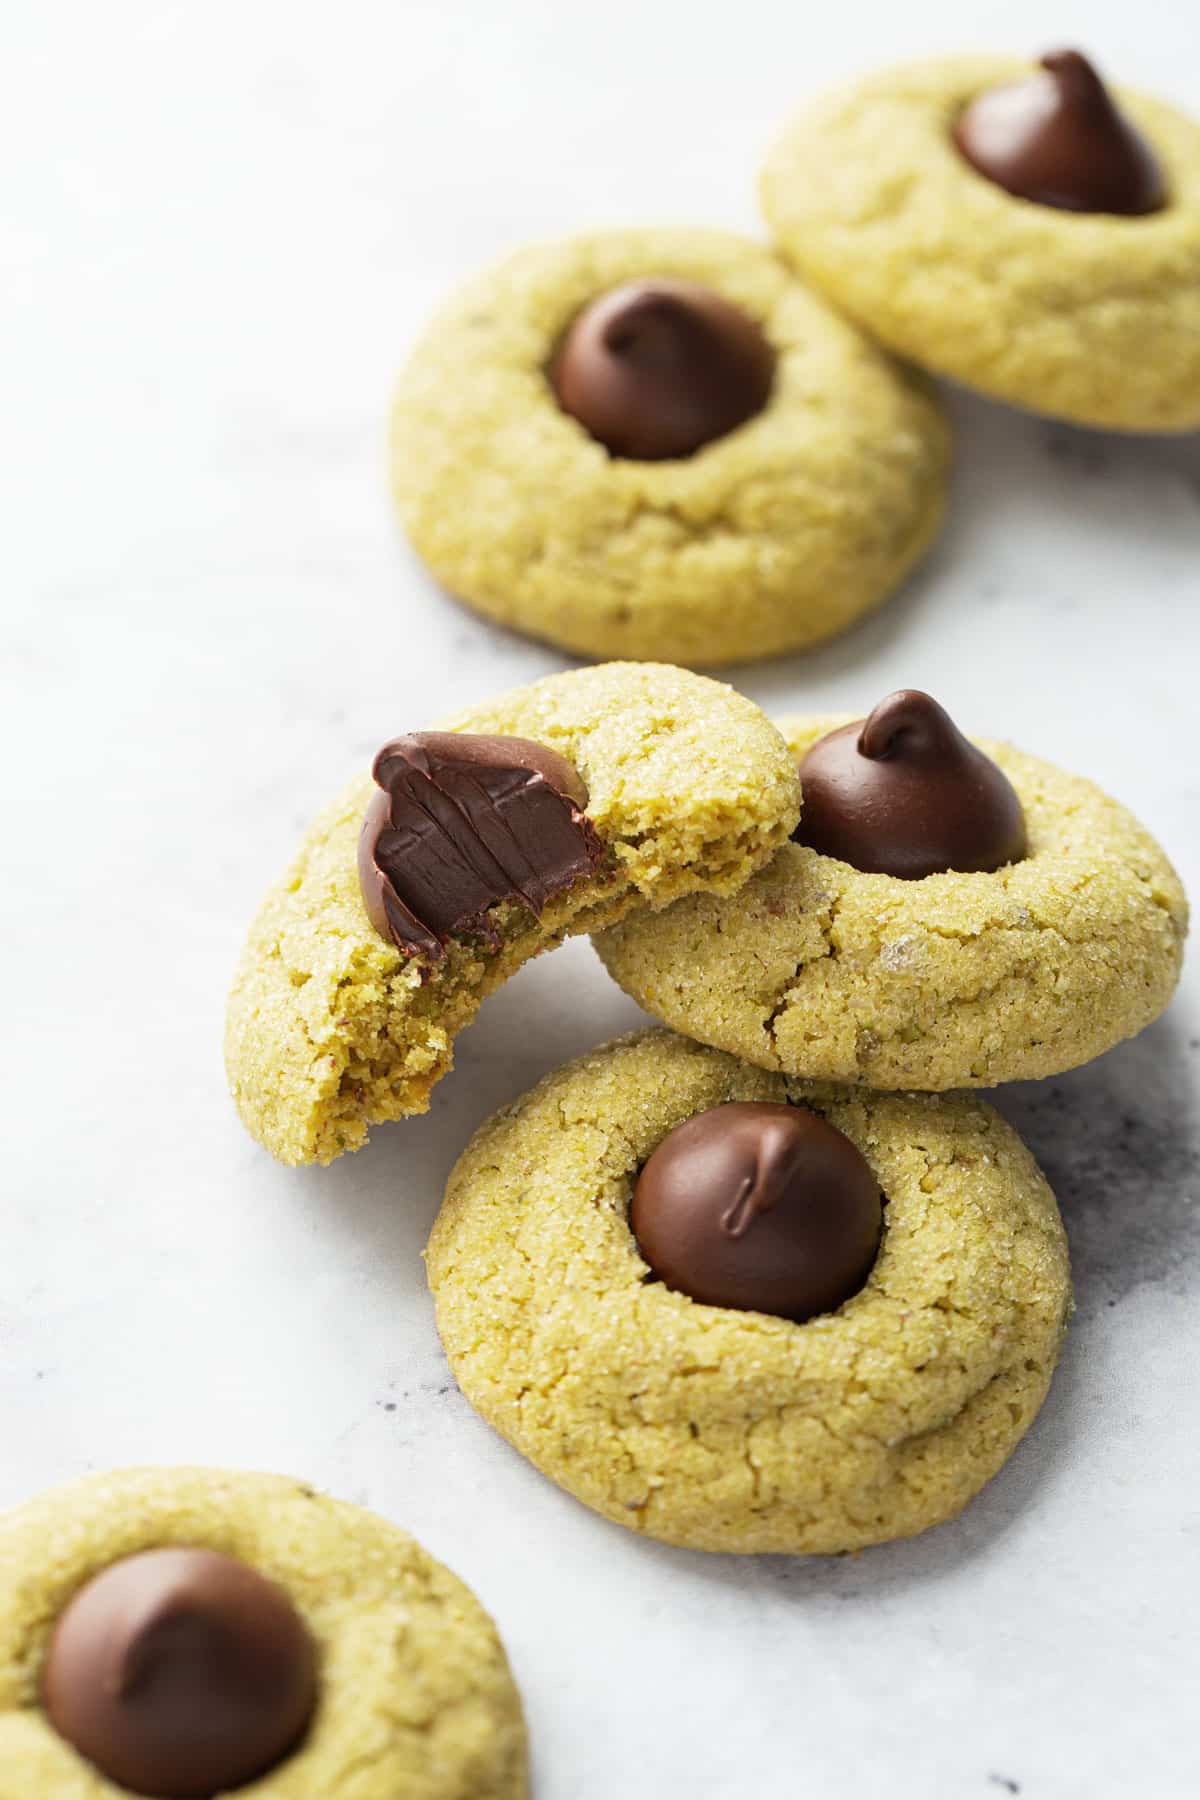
left=761, top=51, right=1200, bottom=431
left=426, top=1030, right=1071, bottom=1555
left=0, top=1467, right=527, bottom=1799
left=594, top=693, right=1188, bottom=1090
left=225, top=662, right=799, bottom=1165
left=392, top=228, right=949, bottom=665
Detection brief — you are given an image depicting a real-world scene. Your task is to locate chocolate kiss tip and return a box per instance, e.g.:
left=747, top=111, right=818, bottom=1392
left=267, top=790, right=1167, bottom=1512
left=1041, top=49, right=1104, bottom=92
left=856, top=688, right=956, bottom=759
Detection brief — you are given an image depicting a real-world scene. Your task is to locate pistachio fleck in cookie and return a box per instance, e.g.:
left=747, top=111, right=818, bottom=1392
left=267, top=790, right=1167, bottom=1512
left=761, top=51, right=1200, bottom=431
left=0, top=1467, right=527, bottom=1798
left=595, top=694, right=1188, bottom=1089
left=426, top=1030, right=1071, bottom=1555
left=225, top=662, right=799, bottom=1165
left=392, top=229, right=949, bottom=665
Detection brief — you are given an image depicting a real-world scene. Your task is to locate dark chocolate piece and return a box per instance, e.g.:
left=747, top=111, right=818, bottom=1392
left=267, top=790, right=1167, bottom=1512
left=41, top=1547, right=317, bottom=1799
left=550, top=279, right=775, bottom=460
left=358, top=731, right=605, bottom=959
left=794, top=690, right=1027, bottom=879
left=631, top=1101, right=882, bottom=1323
left=954, top=49, right=1166, bottom=215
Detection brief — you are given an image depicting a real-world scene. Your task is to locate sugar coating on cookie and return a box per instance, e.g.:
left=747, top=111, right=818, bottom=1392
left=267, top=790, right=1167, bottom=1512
left=594, top=715, right=1188, bottom=1090
left=391, top=228, right=949, bottom=665
left=225, top=663, right=800, bottom=1165
left=0, top=1467, right=528, bottom=1799
left=760, top=56, right=1200, bottom=432
left=426, top=1030, right=1071, bottom=1555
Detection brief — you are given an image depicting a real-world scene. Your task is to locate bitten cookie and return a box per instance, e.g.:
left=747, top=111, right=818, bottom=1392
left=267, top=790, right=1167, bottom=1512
left=392, top=228, right=949, bottom=665
left=225, top=662, right=799, bottom=1165
left=426, top=1030, right=1071, bottom=1555
left=761, top=51, right=1200, bottom=431
left=0, top=1467, right=527, bottom=1799
left=594, top=696, right=1188, bottom=1089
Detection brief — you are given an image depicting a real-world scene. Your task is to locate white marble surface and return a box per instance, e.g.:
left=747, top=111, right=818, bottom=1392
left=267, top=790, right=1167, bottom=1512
left=4, top=2, right=1199, bottom=1795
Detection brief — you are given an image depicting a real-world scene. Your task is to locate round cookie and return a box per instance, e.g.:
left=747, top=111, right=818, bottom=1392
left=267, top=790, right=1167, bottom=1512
left=0, top=1467, right=527, bottom=1799
left=426, top=1030, right=1071, bottom=1555
left=391, top=228, right=949, bottom=665
left=594, top=713, right=1188, bottom=1090
left=597, top=712, right=1187, bottom=1080
left=760, top=54, right=1200, bottom=432
left=225, top=662, right=799, bottom=1165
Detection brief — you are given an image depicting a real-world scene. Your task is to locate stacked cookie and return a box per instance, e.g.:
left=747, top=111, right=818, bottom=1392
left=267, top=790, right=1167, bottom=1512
left=225, top=662, right=800, bottom=1164
left=222, top=667, right=1184, bottom=1562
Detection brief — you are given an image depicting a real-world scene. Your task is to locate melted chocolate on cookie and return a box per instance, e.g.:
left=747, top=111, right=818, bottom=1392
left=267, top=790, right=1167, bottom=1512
left=358, top=731, right=605, bottom=960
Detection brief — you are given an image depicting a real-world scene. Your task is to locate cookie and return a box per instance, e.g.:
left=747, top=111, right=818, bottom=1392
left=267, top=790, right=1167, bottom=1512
left=391, top=228, right=949, bottom=665
left=225, top=662, right=799, bottom=1165
left=761, top=52, right=1200, bottom=431
left=0, top=1467, right=527, bottom=1799
left=594, top=700, right=1188, bottom=1090
left=426, top=1030, right=1071, bottom=1555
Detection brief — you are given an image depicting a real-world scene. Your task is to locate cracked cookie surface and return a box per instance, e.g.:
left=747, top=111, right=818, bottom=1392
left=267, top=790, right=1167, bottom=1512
left=0, top=1467, right=528, bottom=1800
left=761, top=56, right=1200, bottom=431
left=225, top=663, right=799, bottom=1165
left=391, top=228, right=949, bottom=665
left=426, top=1030, right=1071, bottom=1555
left=594, top=716, right=1188, bottom=1090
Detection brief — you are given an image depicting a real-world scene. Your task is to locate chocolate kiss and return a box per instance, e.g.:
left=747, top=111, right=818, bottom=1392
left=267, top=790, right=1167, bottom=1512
left=41, top=1548, right=316, bottom=1799
left=550, top=279, right=775, bottom=461
left=953, top=49, right=1166, bottom=216
left=631, top=1101, right=882, bottom=1323
left=794, top=690, right=1028, bottom=879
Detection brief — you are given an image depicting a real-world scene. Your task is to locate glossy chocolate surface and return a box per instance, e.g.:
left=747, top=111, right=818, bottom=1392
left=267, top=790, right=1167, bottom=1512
left=551, top=279, right=775, bottom=460
left=358, top=731, right=604, bottom=959
left=632, top=1101, right=882, bottom=1322
left=954, top=50, right=1166, bottom=215
left=41, top=1547, right=317, bottom=1798
left=794, top=691, right=1028, bottom=879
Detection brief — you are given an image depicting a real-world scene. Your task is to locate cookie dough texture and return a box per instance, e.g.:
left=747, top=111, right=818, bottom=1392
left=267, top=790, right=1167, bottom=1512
left=392, top=228, right=949, bottom=664
left=595, top=717, right=1188, bottom=1090
left=426, top=1031, right=1071, bottom=1555
left=225, top=663, right=799, bottom=1165
left=0, top=1468, right=527, bottom=1799
left=761, top=57, right=1200, bottom=431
